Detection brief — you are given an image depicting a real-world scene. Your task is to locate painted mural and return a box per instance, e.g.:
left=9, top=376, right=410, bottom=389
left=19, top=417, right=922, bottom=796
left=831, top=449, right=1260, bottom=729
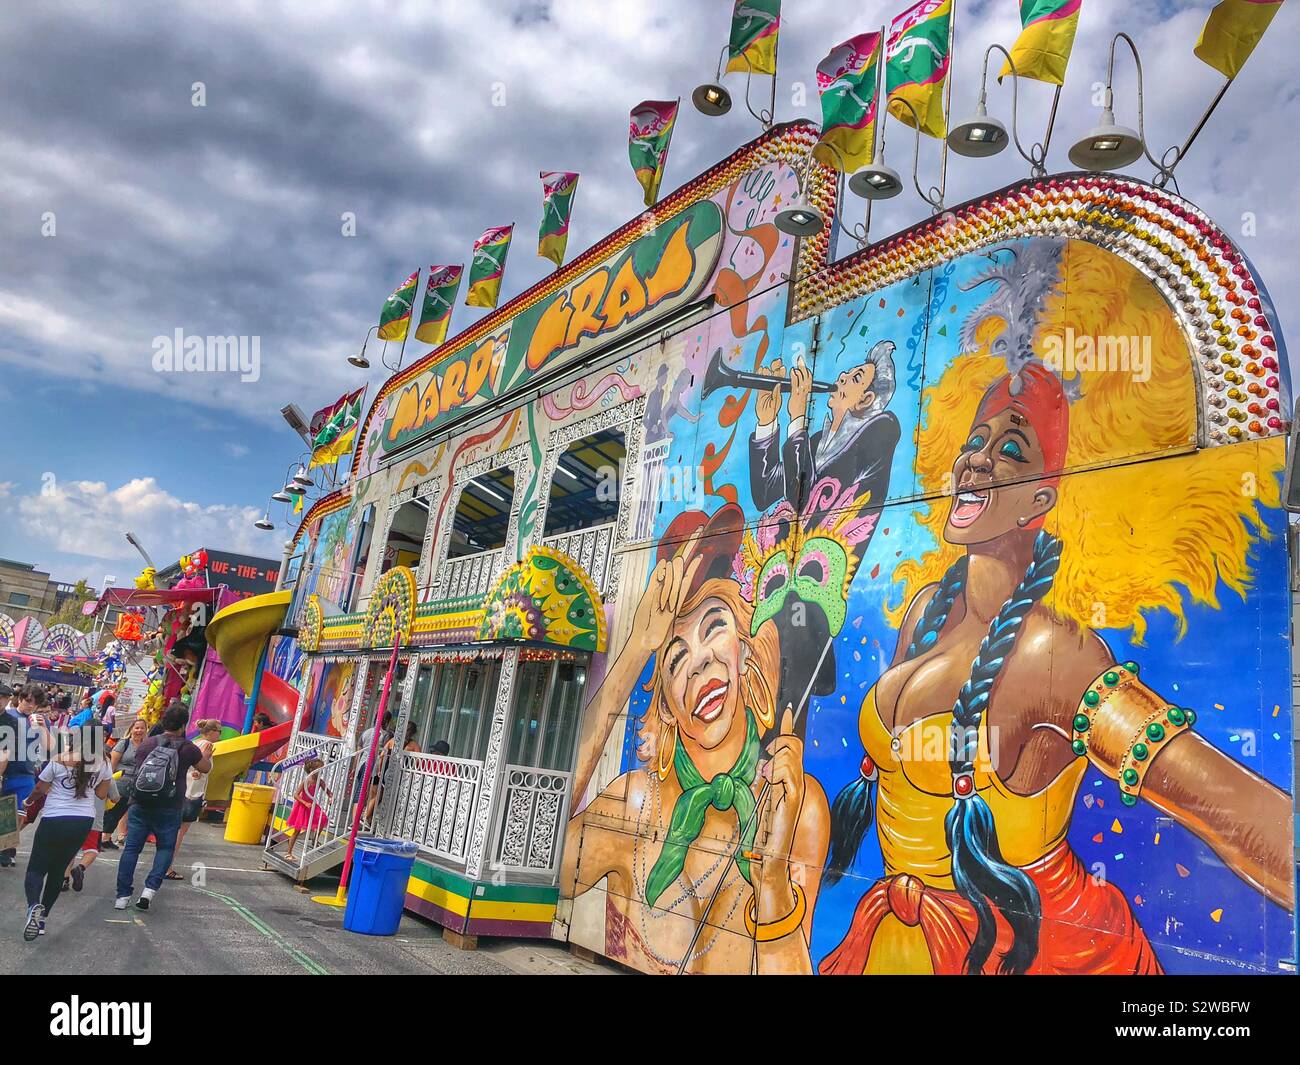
left=286, top=123, right=1292, bottom=976
left=562, top=232, right=1294, bottom=975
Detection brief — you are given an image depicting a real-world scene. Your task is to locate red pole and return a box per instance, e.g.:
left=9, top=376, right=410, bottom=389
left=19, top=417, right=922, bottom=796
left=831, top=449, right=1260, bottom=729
left=336, top=636, right=402, bottom=896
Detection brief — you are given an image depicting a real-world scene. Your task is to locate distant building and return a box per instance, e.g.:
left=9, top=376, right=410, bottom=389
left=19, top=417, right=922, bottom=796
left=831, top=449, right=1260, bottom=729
left=0, top=558, right=63, bottom=619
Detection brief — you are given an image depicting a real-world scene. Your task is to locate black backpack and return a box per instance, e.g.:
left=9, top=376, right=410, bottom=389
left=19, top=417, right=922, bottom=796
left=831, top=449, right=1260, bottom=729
left=134, top=737, right=182, bottom=801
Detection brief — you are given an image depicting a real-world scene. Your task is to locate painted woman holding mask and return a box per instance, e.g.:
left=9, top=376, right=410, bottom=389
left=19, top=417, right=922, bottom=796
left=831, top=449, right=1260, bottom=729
left=564, top=505, right=829, bottom=974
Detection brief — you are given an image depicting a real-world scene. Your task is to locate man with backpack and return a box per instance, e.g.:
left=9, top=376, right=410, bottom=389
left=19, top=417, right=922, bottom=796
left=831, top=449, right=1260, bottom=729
left=114, top=700, right=211, bottom=911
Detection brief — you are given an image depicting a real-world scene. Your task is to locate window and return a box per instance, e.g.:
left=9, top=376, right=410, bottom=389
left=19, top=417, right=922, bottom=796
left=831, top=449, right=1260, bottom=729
left=345, top=504, right=376, bottom=612
left=381, top=497, right=431, bottom=575
left=409, top=660, right=498, bottom=759
left=543, top=428, right=625, bottom=538
left=449, top=468, right=515, bottom=559
left=504, top=657, right=588, bottom=771
left=7, top=593, right=29, bottom=606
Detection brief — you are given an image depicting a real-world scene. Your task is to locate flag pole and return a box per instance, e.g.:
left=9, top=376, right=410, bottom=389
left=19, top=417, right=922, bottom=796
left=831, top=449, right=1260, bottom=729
left=312, top=633, right=403, bottom=908
left=1157, top=76, right=1233, bottom=188
left=936, top=0, right=956, bottom=212
left=1039, top=83, right=1063, bottom=168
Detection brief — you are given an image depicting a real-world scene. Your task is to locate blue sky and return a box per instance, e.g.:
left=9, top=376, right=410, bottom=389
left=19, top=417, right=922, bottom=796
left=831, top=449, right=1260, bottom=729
left=0, top=0, right=1295, bottom=586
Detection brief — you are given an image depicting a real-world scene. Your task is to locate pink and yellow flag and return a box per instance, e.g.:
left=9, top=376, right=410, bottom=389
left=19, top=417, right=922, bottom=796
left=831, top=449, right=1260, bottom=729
left=1000, top=0, right=1083, bottom=85
left=886, top=0, right=952, bottom=140
left=725, top=0, right=781, bottom=75
left=813, top=32, right=883, bottom=173
left=629, top=100, right=678, bottom=207
left=466, top=225, right=513, bottom=309
left=1195, top=0, right=1284, bottom=79
left=538, top=171, right=579, bottom=267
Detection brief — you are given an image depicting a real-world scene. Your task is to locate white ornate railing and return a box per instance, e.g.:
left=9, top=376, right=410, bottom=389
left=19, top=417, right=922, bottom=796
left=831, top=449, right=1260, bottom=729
left=542, top=521, right=616, bottom=594
left=489, top=764, right=572, bottom=880
left=386, top=752, right=484, bottom=867
left=439, top=547, right=505, bottom=600
left=265, top=731, right=364, bottom=875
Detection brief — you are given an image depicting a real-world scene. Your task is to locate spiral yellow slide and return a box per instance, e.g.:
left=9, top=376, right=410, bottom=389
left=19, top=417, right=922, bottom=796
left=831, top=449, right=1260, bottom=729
left=203, top=590, right=297, bottom=803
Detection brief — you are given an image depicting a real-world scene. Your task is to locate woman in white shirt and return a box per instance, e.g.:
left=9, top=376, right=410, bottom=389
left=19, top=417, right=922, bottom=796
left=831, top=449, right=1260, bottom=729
left=22, top=726, right=112, bottom=941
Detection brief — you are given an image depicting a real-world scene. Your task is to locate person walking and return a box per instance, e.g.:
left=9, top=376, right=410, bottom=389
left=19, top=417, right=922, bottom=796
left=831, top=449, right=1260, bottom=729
left=2, top=685, right=50, bottom=867
left=165, top=718, right=221, bottom=882
left=22, top=725, right=112, bottom=941
left=0, top=693, right=38, bottom=869
left=114, top=701, right=210, bottom=911
left=101, top=717, right=148, bottom=849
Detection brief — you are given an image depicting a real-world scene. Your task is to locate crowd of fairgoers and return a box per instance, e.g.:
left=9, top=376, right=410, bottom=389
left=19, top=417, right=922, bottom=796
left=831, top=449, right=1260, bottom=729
left=0, top=681, right=223, bottom=941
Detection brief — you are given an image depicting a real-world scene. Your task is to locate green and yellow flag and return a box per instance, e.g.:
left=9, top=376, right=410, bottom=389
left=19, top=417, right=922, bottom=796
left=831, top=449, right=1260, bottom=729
left=1195, top=0, right=1283, bottom=79
left=466, top=225, right=513, bottom=309
left=726, top=0, right=781, bottom=75
left=377, top=270, right=418, bottom=342
left=886, top=0, right=952, bottom=140
left=538, top=171, right=579, bottom=268
left=813, top=32, right=883, bottom=173
left=1000, top=0, right=1083, bottom=85
left=414, top=265, right=462, bottom=346
left=629, top=100, right=678, bottom=207
left=308, top=387, right=365, bottom=468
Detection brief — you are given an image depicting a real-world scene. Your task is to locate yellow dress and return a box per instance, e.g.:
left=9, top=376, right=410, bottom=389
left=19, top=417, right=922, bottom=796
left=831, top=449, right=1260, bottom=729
left=854, top=688, right=1086, bottom=974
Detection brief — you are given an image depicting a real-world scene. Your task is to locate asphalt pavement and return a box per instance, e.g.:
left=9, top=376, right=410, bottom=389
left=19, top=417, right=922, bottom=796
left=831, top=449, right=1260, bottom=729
left=0, top=819, right=617, bottom=976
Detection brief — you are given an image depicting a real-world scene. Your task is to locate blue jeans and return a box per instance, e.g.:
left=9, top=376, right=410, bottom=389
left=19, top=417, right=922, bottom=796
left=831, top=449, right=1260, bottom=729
left=115, top=803, right=183, bottom=897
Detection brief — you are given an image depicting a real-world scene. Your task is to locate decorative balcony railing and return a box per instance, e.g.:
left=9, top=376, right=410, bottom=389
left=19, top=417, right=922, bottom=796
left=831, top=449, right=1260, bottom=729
left=489, top=764, right=572, bottom=880
left=541, top=520, right=616, bottom=595
left=385, top=751, right=484, bottom=867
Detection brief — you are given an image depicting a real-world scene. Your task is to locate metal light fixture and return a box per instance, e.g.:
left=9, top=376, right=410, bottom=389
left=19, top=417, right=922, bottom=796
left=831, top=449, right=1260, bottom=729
left=1069, top=108, right=1143, bottom=170
left=775, top=193, right=826, bottom=237
left=271, top=488, right=293, bottom=504
left=948, top=100, right=1009, bottom=158
left=254, top=509, right=274, bottom=531
left=291, top=465, right=314, bottom=490
left=848, top=161, right=904, bottom=201
left=284, top=480, right=305, bottom=497
left=692, top=80, right=732, bottom=117
left=349, top=325, right=377, bottom=369
left=1068, top=33, right=1155, bottom=173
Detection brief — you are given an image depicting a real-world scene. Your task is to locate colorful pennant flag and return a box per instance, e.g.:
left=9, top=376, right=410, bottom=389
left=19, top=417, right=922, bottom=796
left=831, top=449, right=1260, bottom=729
left=629, top=100, right=679, bottom=207
left=538, top=171, right=579, bottom=268
left=377, top=270, right=419, bottom=342
left=813, top=32, right=884, bottom=173
left=1194, top=0, right=1283, bottom=79
left=726, top=0, right=782, bottom=76
left=308, top=387, right=365, bottom=468
left=414, top=265, right=463, bottom=345
left=885, top=0, right=952, bottom=140
left=466, top=225, right=514, bottom=309
left=1000, top=0, right=1083, bottom=85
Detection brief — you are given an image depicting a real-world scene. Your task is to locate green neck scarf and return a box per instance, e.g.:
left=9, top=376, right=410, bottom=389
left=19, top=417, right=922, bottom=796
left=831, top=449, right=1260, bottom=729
left=644, top=708, right=761, bottom=908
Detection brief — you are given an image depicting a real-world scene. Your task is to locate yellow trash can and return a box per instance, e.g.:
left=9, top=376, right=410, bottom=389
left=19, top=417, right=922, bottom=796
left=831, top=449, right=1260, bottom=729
left=225, top=783, right=276, bottom=845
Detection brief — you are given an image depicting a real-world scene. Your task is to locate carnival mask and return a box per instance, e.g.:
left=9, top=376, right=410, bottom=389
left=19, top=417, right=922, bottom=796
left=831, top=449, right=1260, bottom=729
left=751, top=531, right=853, bottom=636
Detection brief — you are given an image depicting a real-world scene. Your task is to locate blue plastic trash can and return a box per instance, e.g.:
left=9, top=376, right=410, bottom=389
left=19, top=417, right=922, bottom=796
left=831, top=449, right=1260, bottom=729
left=342, top=837, right=419, bottom=936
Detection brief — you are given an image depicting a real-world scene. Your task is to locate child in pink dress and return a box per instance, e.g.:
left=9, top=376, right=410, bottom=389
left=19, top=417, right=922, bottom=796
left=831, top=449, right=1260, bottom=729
left=283, top=758, right=329, bottom=860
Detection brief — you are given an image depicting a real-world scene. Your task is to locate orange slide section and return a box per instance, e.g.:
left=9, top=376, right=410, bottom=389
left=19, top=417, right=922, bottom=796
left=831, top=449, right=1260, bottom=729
left=203, top=591, right=301, bottom=802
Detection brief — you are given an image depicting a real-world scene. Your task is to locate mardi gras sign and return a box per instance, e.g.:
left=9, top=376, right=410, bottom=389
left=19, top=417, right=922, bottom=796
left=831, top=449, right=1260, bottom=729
left=382, top=200, right=723, bottom=455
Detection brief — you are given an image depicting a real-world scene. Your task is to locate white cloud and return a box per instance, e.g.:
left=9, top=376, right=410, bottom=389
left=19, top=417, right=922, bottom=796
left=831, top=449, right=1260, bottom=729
left=14, top=476, right=267, bottom=569
left=225, top=442, right=251, bottom=458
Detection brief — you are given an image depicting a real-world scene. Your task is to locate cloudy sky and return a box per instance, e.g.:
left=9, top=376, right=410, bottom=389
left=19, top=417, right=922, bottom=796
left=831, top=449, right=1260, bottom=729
left=0, top=0, right=1295, bottom=587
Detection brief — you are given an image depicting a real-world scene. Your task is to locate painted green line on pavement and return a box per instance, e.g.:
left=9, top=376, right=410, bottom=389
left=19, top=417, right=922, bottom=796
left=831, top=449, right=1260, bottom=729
left=197, top=888, right=331, bottom=975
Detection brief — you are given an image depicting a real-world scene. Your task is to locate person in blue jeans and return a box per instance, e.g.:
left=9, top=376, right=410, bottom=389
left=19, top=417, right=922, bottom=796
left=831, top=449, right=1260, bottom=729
left=115, top=701, right=211, bottom=910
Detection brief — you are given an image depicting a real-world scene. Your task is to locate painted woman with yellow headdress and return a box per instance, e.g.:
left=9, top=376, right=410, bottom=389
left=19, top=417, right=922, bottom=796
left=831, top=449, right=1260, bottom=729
left=755, top=239, right=1293, bottom=975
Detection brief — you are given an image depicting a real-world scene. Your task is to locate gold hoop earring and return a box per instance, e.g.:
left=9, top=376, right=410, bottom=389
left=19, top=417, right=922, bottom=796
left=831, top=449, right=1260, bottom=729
left=657, top=723, right=677, bottom=781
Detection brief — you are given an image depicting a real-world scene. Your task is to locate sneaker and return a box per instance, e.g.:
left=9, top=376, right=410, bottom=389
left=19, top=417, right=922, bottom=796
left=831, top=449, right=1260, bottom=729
left=114, top=896, right=130, bottom=910
left=135, top=887, right=156, bottom=911
left=61, top=877, right=70, bottom=893
left=71, top=866, right=84, bottom=893
left=0, top=853, right=14, bottom=868
left=100, top=839, right=119, bottom=851
left=23, top=904, right=44, bottom=942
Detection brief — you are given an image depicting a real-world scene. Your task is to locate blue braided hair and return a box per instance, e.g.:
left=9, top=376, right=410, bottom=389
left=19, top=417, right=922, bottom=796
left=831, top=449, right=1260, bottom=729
left=946, top=530, right=1062, bottom=975
left=824, top=554, right=970, bottom=886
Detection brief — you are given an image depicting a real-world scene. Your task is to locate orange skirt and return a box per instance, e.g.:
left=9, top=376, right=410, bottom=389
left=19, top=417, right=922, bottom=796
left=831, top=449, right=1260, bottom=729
left=819, top=841, right=1161, bottom=975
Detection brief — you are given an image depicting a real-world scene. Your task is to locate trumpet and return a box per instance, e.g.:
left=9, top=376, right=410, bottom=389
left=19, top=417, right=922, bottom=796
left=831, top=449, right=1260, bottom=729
left=701, top=347, right=836, bottom=400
